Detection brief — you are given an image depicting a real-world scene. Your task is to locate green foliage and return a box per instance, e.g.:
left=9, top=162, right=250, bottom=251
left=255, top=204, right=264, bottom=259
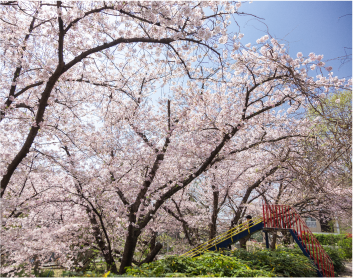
left=230, top=248, right=317, bottom=277
left=250, top=232, right=263, bottom=242
left=125, top=252, right=275, bottom=277
left=62, top=270, right=118, bottom=277
left=322, top=247, right=345, bottom=275
left=337, top=237, right=352, bottom=259
left=312, top=233, right=352, bottom=259
left=279, top=244, right=346, bottom=276
left=308, top=90, right=352, bottom=126
left=313, top=233, right=345, bottom=245
left=62, top=270, right=85, bottom=277
left=36, top=269, right=55, bottom=277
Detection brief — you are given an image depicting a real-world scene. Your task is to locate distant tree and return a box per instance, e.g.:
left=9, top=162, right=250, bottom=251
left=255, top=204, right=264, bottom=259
left=286, top=91, right=352, bottom=231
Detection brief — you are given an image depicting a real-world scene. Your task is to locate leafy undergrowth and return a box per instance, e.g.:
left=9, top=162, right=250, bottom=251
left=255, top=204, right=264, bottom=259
left=266, top=245, right=346, bottom=276
left=229, top=248, right=317, bottom=277
left=322, top=247, right=346, bottom=275
left=124, top=248, right=321, bottom=277
left=57, top=246, right=346, bottom=277
left=125, top=252, right=275, bottom=277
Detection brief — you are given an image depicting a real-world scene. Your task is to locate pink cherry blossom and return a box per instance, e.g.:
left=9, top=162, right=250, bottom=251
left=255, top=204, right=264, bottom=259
left=0, top=1, right=350, bottom=276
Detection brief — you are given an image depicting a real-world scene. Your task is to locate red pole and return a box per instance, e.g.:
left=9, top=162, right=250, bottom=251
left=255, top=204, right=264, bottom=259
left=277, top=205, right=280, bottom=228
left=298, top=217, right=302, bottom=237
left=289, top=207, right=292, bottom=229
left=302, top=230, right=307, bottom=253
left=314, top=240, right=319, bottom=273
left=274, top=205, right=278, bottom=228
left=295, top=213, right=300, bottom=236
left=307, top=230, right=311, bottom=256
left=272, top=205, right=275, bottom=228
left=320, top=247, right=325, bottom=274
left=280, top=205, right=283, bottom=228
left=325, top=256, right=328, bottom=277
left=285, top=205, right=288, bottom=228
left=266, top=204, right=269, bottom=228
left=270, top=205, right=273, bottom=228
left=276, top=205, right=279, bottom=228
left=320, top=246, right=324, bottom=277
left=309, top=231, right=314, bottom=261
left=267, top=204, right=271, bottom=228
left=262, top=203, right=265, bottom=227
left=267, top=204, right=270, bottom=228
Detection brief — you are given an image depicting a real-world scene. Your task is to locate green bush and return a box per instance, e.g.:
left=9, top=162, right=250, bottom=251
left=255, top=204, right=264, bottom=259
left=62, top=270, right=119, bottom=277
left=312, top=233, right=352, bottom=260
left=337, top=237, right=352, bottom=259
left=36, top=269, right=55, bottom=277
left=323, top=247, right=345, bottom=275
left=125, top=252, right=275, bottom=277
left=230, top=248, right=317, bottom=277
left=313, top=233, right=345, bottom=245
left=59, top=243, right=349, bottom=277
left=278, top=244, right=346, bottom=276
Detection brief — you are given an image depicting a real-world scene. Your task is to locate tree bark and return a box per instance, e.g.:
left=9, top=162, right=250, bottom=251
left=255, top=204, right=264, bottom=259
left=33, top=255, right=41, bottom=277
left=86, top=208, right=118, bottom=273
left=230, top=166, right=280, bottom=228
left=150, top=232, right=157, bottom=252
left=270, top=232, right=278, bottom=250
left=138, top=242, right=163, bottom=266
left=282, top=230, right=292, bottom=245
left=119, top=225, right=141, bottom=274
left=319, top=217, right=333, bottom=232
left=209, top=188, right=219, bottom=240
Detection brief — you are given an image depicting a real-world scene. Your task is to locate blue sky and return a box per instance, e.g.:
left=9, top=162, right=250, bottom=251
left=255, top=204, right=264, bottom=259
left=230, top=1, right=352, bottom=80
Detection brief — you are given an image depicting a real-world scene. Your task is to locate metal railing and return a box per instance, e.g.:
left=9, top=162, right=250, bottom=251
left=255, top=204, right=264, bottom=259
left=263, top=204, right=334, bottom=277
left=182, top=216, right=263, bottom=257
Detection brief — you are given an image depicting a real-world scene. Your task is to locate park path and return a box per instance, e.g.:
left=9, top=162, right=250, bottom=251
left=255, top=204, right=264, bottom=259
left=338, top=260, right=352, bottom=277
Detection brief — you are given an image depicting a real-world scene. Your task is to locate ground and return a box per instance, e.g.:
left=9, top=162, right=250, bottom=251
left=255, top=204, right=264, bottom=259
left=338, top=260, right=352, bottom=277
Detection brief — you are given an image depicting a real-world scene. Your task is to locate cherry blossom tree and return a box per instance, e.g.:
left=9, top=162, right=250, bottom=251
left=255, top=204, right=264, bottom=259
left=1, top=1, right=351, bottom=276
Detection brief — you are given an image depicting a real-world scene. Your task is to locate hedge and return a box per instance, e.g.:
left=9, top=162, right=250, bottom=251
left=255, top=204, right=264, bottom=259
left=313, top=233, right=346, bottom=245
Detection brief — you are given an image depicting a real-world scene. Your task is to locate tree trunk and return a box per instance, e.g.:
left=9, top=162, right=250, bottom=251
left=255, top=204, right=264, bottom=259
left=119, top=225, right=141, bottom=274
left=102, top=251, right=118, bottom=273
left=270, top=232, right=278, bottom=250
left=282, top=230, right=291, bottom=245
left=76, top=250, right=96, bottom=273
left=138, top=242, right=163, bottom=265
left=319, top=217, right=333, bottom=232
left=86, top=208, right=118, bottom=273
left=150, top=232, right=157, bottom=252
left=209, top=189, right=219, bottom=240
left=33, top=255, right=41, bottom=277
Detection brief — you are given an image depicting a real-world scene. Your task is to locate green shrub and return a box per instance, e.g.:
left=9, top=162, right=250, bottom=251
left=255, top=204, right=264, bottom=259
left=125, top=252, right=275, bottom=277
left=337, top=237, right=352, bottom=259
left=313, top=233, right=345, bottom=245
left=323, top=247, right=345, bottom=275
left=62, top=270, right=119, bottom=277
left=36, top=269, right=55, bottom=277
left=278, top=244, right=346, bottom=276
left=230, top=248, right=317, bottom=277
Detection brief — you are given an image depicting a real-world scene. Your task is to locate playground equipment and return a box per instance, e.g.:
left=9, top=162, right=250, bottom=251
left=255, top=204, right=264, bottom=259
left=182, top=204, right=334, bottom=277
